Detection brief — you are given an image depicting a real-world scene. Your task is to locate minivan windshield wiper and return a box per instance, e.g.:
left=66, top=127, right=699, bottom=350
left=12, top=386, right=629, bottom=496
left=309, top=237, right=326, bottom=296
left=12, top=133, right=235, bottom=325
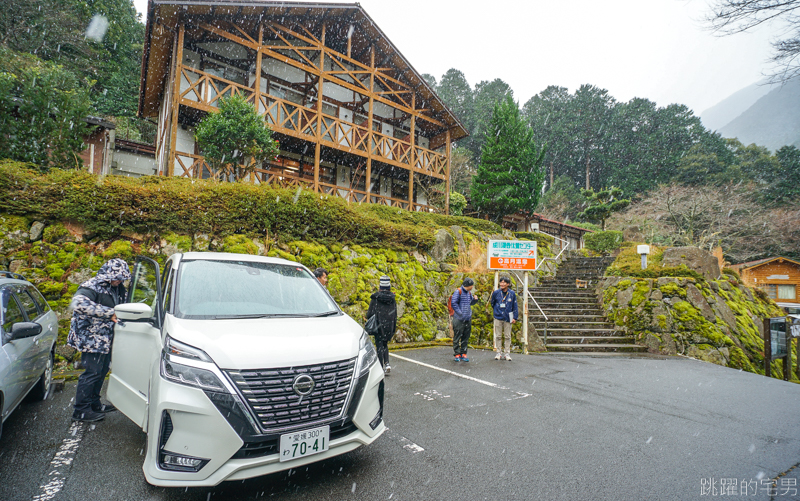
left=207, top=311, right=338, bottom=320
left=309, top=310, right=339, bottom=317
left=210, top=314, right=274, bottom=320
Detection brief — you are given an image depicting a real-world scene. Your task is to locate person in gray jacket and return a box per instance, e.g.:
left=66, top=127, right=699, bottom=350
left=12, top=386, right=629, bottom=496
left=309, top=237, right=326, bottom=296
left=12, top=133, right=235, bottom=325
left=68, top=258, right=131, bottom=422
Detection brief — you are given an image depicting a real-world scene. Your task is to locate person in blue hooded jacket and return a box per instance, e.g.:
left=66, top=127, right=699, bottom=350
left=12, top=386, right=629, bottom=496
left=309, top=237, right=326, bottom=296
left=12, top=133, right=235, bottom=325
left=68, top=258, right=131, bottom=422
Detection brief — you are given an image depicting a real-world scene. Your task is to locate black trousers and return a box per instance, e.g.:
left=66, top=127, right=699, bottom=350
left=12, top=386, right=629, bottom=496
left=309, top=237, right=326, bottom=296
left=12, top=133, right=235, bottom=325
left=74, top=351, right=111, bottom=414
left=375, top=336, right=390, bottom=368
left=452, top=316, right=471, bottom=355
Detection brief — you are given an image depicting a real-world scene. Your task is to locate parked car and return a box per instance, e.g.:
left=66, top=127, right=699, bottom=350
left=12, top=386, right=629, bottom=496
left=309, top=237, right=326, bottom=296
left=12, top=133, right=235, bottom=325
left=0, top=271, right=58, bottom=439
left=108, top=253, right=385, bottom=487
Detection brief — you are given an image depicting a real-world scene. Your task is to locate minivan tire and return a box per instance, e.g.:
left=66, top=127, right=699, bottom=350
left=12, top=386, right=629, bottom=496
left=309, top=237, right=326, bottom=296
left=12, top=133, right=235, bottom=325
left=27, top=350, right=54, bottom=402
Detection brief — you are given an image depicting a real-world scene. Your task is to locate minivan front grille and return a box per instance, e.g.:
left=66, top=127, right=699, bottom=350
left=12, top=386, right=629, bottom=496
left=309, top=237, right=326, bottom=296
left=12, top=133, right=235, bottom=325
left=226, top=358, right=357, bottom=432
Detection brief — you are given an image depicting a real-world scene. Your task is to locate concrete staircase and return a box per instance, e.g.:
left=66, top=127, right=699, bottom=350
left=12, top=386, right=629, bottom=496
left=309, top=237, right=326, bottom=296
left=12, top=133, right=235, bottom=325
left=530, top=256, right=646, bottom=353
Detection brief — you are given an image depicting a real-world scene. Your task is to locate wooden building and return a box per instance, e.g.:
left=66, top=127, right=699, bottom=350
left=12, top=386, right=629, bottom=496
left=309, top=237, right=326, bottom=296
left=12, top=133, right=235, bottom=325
left=731, top=257, right=800, bottom=305
left=79, top=118, right=158, bottom=177
left=503, top=212, right=592, bottom=251
left=138, top=0, right=467, bottom=212
left=80, top=117, right=116, bottom=175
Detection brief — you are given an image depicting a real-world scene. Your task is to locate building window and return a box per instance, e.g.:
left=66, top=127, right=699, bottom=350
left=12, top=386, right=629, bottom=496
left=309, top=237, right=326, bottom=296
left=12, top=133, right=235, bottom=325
left=762, top=285, right=777, bottom=299
left=778, top=284, right=796, bottom=300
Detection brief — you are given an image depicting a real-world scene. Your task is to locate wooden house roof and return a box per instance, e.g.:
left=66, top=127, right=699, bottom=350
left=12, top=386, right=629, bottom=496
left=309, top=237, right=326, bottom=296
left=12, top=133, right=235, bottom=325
left=733, top=256, right=800, bottom=271
left=138, top=0, right=468, bottom=140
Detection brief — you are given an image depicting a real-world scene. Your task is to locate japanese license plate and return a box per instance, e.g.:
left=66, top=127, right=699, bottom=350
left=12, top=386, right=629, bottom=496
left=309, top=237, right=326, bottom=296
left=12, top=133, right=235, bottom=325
left=279, top=425, right=330, bottom=462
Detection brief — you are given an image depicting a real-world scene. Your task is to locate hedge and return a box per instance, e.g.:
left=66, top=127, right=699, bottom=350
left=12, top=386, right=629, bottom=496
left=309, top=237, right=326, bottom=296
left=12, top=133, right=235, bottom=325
left=0, top=162, right=488, bottom=250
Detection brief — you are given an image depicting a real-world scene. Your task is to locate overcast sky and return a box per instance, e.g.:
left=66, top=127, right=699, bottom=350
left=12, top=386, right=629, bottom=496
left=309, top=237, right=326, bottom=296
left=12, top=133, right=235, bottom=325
left=133, top=0, right=778, bottom=114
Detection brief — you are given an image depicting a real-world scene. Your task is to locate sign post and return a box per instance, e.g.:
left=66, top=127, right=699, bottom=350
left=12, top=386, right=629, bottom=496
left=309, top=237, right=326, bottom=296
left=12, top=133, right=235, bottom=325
left=764, top=317, right=791, bottom=381
left=487, top=240, right=537, bottom=355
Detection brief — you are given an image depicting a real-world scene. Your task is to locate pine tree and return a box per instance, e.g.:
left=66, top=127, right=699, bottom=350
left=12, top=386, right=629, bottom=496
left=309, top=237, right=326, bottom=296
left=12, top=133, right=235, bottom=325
left=577, top=187, right=630, bottom=230
left=470, top=95, right=546, bottom=222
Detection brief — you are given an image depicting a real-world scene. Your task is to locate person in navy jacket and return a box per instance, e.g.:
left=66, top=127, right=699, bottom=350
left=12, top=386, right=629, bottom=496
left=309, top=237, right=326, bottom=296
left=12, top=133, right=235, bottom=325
left=451, top=278, right=479, bottom=362
left=490, top=276, right=518, bottom=361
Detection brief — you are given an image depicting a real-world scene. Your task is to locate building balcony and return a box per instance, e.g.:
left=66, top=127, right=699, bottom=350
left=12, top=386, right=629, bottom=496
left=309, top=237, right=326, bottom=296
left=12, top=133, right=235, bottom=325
left=178, top=66, right=447, bottom=180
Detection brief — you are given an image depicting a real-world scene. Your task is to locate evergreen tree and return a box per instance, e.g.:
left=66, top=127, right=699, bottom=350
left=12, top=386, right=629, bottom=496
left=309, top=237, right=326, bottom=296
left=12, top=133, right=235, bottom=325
left=577, top=187, right=630, bottom=230
left=0, top=48, right=91, bottom=170
left=471, top=95, right=546, bottom=222
left=195, top=95, right=280, bottom=181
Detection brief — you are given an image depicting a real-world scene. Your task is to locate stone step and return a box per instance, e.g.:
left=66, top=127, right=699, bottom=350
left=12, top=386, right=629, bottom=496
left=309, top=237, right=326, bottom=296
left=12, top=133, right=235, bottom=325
left=531, top=298, right=599, bottom=304
left=544, top=344, right=648, bottom=353
left=536, top=299, right=599, bottom=309
left=532, top=278, right=600, bottom=290
left=529, top=308, right=606, bottom=315
left=535, top=327, right=618, bottom=334
left=544, top=336, right=637, bottom=344
left=540, top=322, right=616, bottom=330
left=533, top=294, right=599, bottom=300
left=530, top=290, right=598, bottom=297
left=528, top=314, right=607, bottom=321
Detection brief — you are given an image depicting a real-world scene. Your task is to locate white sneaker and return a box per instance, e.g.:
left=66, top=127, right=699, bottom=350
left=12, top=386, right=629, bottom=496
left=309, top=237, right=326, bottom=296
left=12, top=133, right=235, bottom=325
left=384, top=365, right=391, bottom=375
left=504, top=353, right=512, bottom=361
left=494, top=353, right=502, bottom=361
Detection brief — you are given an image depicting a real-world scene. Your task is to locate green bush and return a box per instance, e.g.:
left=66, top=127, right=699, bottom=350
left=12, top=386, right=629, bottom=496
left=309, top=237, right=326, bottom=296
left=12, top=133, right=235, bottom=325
left=584, top=230, right=624, bottom=254
left=449, top=192, right=467, bottom=216
left=0, top=47, right=91, bottom=170
left=0, top=162, right=508, bottom=252
left=514, top=231, right=554, bottom=251
left=722, top=267, right=741, bottom=281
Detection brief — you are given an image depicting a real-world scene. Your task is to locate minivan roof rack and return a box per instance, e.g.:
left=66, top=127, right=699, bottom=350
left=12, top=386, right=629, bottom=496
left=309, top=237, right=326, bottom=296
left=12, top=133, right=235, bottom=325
left=0, top=271, right=25, bottom=280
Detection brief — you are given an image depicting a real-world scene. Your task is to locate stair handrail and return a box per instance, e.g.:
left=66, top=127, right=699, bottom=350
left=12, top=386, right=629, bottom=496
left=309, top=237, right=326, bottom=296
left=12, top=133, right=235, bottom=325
left=535, top=232, right=571, bottom=272
left=510, top=270, right=548, bottom=344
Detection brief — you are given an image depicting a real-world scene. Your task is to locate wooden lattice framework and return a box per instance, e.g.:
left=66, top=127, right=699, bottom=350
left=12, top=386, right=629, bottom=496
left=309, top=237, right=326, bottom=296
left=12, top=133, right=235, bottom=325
left=139, top=1, right=467, bottom=213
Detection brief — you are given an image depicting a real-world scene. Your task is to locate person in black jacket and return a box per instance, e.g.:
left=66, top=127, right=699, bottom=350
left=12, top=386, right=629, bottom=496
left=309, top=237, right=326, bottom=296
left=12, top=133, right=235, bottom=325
left=366, top=276, right=397, bottom=375
left=67, top=258, right=131, bottom=422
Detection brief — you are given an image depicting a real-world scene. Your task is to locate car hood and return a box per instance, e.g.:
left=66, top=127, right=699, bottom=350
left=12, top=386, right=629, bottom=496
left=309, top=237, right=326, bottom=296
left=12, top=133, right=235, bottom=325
left=164, top=314, right=363, bottom=370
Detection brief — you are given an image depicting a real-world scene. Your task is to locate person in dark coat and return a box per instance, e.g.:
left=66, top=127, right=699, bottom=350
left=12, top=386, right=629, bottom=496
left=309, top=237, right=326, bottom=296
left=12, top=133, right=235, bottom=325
left=451, top=277, right=479, bottom=362
left=366, top=276, right=397, bottom=375
left=67, top=258, right=131, bottom=422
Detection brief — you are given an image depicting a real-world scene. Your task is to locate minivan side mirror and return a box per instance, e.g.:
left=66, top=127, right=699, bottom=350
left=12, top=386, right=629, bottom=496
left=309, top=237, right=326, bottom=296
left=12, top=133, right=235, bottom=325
left=9, top=322, right=42, bottom=341
left=116, top=303, right=154, bottom=322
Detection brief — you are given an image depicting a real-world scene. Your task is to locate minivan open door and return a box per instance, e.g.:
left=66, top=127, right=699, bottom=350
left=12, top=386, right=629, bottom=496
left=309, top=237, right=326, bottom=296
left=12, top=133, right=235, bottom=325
left=107, top=257, right=163, bottom=431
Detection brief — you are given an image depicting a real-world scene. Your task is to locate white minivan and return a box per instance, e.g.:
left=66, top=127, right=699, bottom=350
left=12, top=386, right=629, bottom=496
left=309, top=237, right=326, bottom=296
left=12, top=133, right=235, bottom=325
left=108, top=253, right=385, bottom=487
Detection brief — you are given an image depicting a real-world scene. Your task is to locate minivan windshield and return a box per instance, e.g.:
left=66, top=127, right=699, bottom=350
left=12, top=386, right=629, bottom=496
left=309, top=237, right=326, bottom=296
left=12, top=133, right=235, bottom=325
left=175, top=260, right=339, bottom=319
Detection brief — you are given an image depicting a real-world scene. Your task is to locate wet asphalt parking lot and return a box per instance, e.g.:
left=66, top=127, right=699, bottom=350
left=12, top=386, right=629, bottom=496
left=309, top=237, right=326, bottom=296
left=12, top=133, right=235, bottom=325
left=1, top=346, right=799, bottom=501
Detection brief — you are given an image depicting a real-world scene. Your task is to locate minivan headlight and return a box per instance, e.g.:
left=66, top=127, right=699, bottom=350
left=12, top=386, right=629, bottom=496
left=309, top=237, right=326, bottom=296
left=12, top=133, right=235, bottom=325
left=357, top=330, right=378, bottom=377
left=164, top=335, right=214, bottom=362
left=160, top=336, right=226, bottom=392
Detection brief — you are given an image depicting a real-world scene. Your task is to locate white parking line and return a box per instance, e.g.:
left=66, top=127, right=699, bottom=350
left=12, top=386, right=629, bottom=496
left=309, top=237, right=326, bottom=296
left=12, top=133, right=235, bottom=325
left=389, top=353, right=508, bottom=389
left=32, top=421, right=85, bottom=501
left=385, top=428, right=425, bottom=454
left=389, top=353, right=531, bottom=401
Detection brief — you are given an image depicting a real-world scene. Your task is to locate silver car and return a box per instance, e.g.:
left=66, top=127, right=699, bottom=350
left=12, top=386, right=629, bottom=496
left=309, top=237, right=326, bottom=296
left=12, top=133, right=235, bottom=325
left=0, top=271, right=58, bottom=438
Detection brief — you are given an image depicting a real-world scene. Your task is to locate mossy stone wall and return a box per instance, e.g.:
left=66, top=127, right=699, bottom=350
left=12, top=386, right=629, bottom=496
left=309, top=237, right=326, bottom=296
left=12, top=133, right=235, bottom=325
left=1, top=211, right=546, bottom=366
left=598, top=275, right=796, bottom=380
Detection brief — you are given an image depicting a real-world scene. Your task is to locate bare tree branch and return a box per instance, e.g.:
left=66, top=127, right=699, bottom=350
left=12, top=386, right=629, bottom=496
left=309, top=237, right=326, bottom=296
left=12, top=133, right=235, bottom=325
left=706, top=0, right=800, bottom=83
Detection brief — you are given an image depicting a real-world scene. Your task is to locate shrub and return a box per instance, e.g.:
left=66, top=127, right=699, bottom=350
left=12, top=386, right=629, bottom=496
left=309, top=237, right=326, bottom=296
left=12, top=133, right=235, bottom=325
left=722, top=267, right=741, bottom=281
left=584, top=230, right=624, bottom=254
left=449, top=192, right=467, bottom=216
left=0, top=162, right=507, bottom=252
left=514, top=231, right=554, bottom=251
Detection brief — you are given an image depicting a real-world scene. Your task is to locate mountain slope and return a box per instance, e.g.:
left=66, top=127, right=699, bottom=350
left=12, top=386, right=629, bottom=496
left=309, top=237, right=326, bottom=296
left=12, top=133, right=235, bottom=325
left=718, top=78, right=800, bottom=151
left=700, top=80, right=777, bottom=131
